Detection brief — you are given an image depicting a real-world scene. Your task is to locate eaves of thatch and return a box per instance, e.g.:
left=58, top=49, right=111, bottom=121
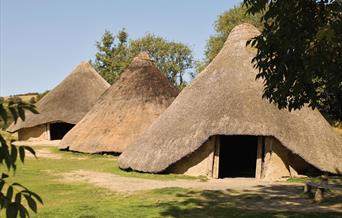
left=7, top=62, right=110, bottom=132
left=119, top=24, right=342, bottom=174
left=59, top=52, right=179, bottom=153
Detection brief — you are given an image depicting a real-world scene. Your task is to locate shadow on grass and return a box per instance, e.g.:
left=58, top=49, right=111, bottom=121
left=148, top=184, right=342, bottom=218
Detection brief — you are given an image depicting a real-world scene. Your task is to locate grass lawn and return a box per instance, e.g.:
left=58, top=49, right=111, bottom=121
left=2, top=94, right=38, bottom=102
left=287, top=176, right=342, bottom=184
left=0, top=146, right=341, bottom=218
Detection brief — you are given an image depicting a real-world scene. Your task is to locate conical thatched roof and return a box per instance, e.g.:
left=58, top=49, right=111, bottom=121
left=119, top=24, right=342, bottom=174
left=7, top=62, right=110, bottom=132
left=59, top=52, right=179, bottom=153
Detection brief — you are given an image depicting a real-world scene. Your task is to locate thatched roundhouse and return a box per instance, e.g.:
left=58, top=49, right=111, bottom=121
left=119, top=24, right=342, bottom=180
left=59, top=52, right=179, bottom=153
left=7, top=62, right=110, bottom=141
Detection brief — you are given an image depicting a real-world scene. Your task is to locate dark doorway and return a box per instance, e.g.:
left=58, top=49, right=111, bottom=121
left=219, top=135, right=258, bottom=178
left=50, top=123, right=75, bottom=140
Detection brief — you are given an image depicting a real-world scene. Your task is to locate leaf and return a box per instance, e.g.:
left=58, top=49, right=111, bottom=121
left=18, top=106, right=25, bottom=121
left=1, top=173, right=9, bottom=179
left=29, top=191, right=43, bottom=204
left=11, top=145, right=18, bottom=163
left=0, top=134, right=7, bottom=145
left=0, top=104, right=8, bottom=124
left=22, top=104, right=39, bottom=115
left=23, top=146, right=36, bottom=158
left=19, top=146, right=25, bottom=163
left=22, top=190, right=43, bottom=204
left=0, top=179, right=5, bottom=191
left=0, top=195, right=4, bottom=209
left=8, top=106, right=18, bottom=123
left=24, top=194, right=37, bottom=213
left=15, top=192, right=22, bottom=203
left=18, top=204, right=29, bottom=218
left=6, top=186, right=13, bottom=202
left=6, top=203, right=18, bottom=218
left=26, top=106, right=39, bottom=115
left=12, top=183, right=27, bottom=190
left=4, top=154, right=12, bottom=171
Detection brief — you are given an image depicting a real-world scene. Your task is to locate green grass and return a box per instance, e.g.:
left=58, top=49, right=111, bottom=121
left=0, top=145, right=197, bottom=181
left=0, top=146, right=341, bottom=217
left=2, top=94, right=38, bottom=102
left=287, top=176, right=342, bottom=184
left=57, top=148, right=198, bottom=181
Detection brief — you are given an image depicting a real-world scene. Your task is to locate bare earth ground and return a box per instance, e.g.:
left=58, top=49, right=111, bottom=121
left=61, top=170, right=270, bottom=192
left=60, top=170, right=342, bottom=213
left=13, top=140, right=63, bottom=159
left=32, top=148, right=62, bottom=159
left=13, top=140, right=61, bottom=147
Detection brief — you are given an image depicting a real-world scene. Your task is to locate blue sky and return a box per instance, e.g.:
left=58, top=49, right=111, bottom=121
left=1, top=0, right=242, bottom=96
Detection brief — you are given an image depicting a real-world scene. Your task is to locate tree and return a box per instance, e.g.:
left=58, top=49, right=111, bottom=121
left=92, top=29, right=130, bottom=84
left=0, top=98, right=43, bottom=217
left=130, top=34, right=193, bottom=87
left=244, top=0, right=342, bottom=122
left=201, top=4, right=263, bottom=69
left=92, top=30, right=194, bottom=88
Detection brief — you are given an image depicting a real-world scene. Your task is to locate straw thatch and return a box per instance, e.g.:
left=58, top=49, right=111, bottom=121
left=59, top=52, right=179, bottom=153
left=7, top=62, right=110, bottom=132
left=119, top=23, right=342, bottom=174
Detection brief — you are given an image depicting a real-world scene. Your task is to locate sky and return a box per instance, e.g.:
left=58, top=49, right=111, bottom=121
left=0, top=0, right=242, bottom=96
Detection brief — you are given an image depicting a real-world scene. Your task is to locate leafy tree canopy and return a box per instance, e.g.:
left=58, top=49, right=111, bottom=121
left=92, top=29, right=130, bottom=85
left=244, top=0, right=342, bottom=122
left=92, top=30, right=194, bottom=88
left=130, top=34, right=193, bottom=88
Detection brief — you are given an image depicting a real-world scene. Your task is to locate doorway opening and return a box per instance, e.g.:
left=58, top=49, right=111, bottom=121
left=218, top=135, right=258, bottom=178
left=49, top=122, right=75, bottom=140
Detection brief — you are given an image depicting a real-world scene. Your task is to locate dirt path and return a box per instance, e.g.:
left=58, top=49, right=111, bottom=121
left=61, top=170, right=270, bottom=192
left=13, top=140, right=61, bottom=147
left=29, top=148, right=62, bottom=159
left=22, top=146, right=62, bottom=159
left=60, top=170, right=342, bottom=213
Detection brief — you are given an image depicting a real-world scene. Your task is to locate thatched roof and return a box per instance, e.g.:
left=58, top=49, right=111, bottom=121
left=119, top=24, right=342, bottom=174
left=7, top=62, right=110, bottom=132
left=59, top=52, right=179, bottom=153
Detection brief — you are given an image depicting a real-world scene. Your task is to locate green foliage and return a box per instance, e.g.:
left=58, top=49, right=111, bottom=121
left=130, top=34, right=194, bottom=87
left=244, top=0, right=342, bottom=122
left=287, top=176, right=342, bottom=184
left=6, top=96, right=23, bottom=105
left=92, top=30, right=194, bottom=88
left=0, top=101, right=42, bottom=217
left=0, top=96, right=40, bottom=130
left=199, top=4, right=263, bottom=71
left=92, top=29, right=130, bottom=85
